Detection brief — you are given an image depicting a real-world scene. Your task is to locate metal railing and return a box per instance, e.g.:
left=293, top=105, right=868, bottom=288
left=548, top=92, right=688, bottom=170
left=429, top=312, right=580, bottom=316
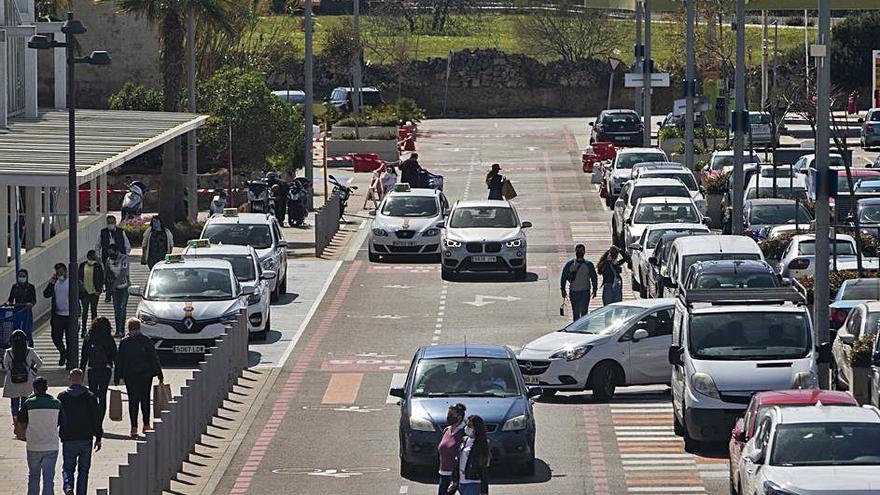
left=314, top=190, right=341, bottom=257
left=99, top=313, right=249, bottom=495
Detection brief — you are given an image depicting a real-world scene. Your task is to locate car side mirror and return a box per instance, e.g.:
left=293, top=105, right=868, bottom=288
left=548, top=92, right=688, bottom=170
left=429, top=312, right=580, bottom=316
left=527, top=387, right=544, bottom=399
left=817, top=342, right=833, bottom=364
left=436, top=222, right=445, bottom=229
left=649, top=256, right=658, bottom=266
left=840, top=332, right=855, bottom=346
left=389, top=387, right=405, bottom=399
left=589, top=121, right=595, bottom=126
left=872, top=351, right=880, bottom=367
left=779, top=276, right=793, bottom=287
left=625, top=218, right=632, bottom=225
left=858, top=117, right=865, bottom=124
left=844, top=214, right=854, bottom=223
left=128, top=286, right=143, bottom=297
left=732, top=418, right=746, bottom=443
left=241, top=285, right=256, bottom=297
left=632, top=328, right=649, bottom=342
left=521, top=221, right=532, bottom=229
left=369, top=209, right=377, bottom=216
left=278, top=240, right=288, bottom=248
left=668, top=345, right=684, bottom=366
left=629, top=243, right=642, bottom=252
left=701, top=217, right=710, bottom=225
left=261, top=270, right=277, bottom=280
left=748, top=449, right=765, bottom=465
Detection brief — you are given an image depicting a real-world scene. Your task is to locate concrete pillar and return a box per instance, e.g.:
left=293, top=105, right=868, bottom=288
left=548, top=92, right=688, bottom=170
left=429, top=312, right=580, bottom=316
left=54, top=32, right=67, bottom=109
left=24, top=187, right=41, bottom=249
left=24, top=30, right=38, bottom=119
left=90, top=178, right=97, bottom=214
left=0, top=35, right=8, bottom=129
left=99, top=174, right=108, bottom=214
left=0, top=186, right=8, bottom=267
left=42, top=187, right=51, bottom=241
left=56, top=188, right=68, bottom=231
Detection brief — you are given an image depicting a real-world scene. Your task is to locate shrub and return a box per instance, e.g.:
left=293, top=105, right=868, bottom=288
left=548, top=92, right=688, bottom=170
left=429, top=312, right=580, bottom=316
left=798, top=269, right=880, bottom=302
left=702, top=170, right=731, bottom=194
left=108, top=82, right=164, bottom=111
left=849, top=335, right=876, bottom=368
left=392, top=97, right=426, bottom=126
left=120, top=216, right=150, bottom=247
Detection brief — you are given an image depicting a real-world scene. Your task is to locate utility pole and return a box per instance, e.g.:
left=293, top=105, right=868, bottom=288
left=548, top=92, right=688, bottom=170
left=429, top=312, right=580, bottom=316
left=186, top=7, right=198, bottom=222
left=761, top=10, right=768, bottom=110
left=635, top=2, right=643, bottom=117
left=814, top=0, right=832, bottom=388
left=732, top=0, right=746, bottom=235
left=304, top=0, right=314, bottom=210
left=685, top=0, right=695, bottom=173
left=352, top=0, right=363, bottom=114
left=642, top=0, right=652, bottom=147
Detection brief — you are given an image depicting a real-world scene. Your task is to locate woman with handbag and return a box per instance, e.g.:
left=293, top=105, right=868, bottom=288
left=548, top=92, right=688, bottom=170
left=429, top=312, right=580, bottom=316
left=114, top=318, right=163, bottom=438
left=597, top=246, right=629, bottom=306
left=486, top=164, right=504, bottom=200
left=80, top=316, right=117, bottom=423
left=448, top=415, right=490, bottom=495
left=3, top=329, right=42, bottom=440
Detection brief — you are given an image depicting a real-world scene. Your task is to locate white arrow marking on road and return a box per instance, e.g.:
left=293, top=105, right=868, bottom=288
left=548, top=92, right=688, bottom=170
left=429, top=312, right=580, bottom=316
left=356, top=352, right=397, bottom=358
left=383, top=285, right=415, bottom=289
left=332, top=406, right=382, bottom=413
left=463, top=295, right=522, bottom=307
left=307, top=469, right=362, bottom=478
left=372, top=314, right=407, bottom=319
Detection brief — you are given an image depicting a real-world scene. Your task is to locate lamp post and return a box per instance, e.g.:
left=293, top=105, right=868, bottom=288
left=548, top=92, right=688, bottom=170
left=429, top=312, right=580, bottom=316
left=29, top=12, right=110, bottom=369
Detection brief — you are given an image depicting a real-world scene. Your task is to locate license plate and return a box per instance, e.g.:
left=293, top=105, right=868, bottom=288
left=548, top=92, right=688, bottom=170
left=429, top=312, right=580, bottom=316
left=173, top=345, right=204, bottom=354
left=523, top=375, right=540, bottom=384
left=471, top=256, right=497, bottom=263
left=616, top=135, right=630, bottom=141
left=392, top=241, right=416, bottom=246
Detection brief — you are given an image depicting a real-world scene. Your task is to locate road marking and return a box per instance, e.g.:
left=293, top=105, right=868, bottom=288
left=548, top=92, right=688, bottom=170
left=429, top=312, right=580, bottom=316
left=383, top=284, right=415, bottom=289
left=372, top=314, right=408, bottom=319
left=387, top=373, right=407, bottom=404
left=462, top=294, right=521, bottom=307
left=399, top=486, right=409, bottom=494
left=321, top=373, right=363, bottom=404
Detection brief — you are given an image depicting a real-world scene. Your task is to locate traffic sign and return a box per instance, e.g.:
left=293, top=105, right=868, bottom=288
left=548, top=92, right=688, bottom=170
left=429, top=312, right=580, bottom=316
left=624, top=73, right=671, bottom=88
left=672, top=96, right=711, bottom=116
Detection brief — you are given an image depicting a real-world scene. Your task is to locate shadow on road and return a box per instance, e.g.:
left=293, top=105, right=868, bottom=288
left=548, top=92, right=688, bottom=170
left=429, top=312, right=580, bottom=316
left=404, top=458, right=553, bottom=485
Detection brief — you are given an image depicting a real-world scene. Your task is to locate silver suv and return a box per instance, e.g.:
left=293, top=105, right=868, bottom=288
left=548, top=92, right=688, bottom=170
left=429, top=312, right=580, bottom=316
left=860, top=108, right=880, bottom=149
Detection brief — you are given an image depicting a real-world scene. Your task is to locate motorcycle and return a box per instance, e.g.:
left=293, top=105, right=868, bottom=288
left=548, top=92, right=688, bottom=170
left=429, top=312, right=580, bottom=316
left=209, top=188, right=228, bottom=216
left=121, top=181, right=147, bottom=220
left=246, top=179, right=273, bottom=214
left=287, top=177, right=311, bottom=227
left=328, top=175, right=358, bottom=220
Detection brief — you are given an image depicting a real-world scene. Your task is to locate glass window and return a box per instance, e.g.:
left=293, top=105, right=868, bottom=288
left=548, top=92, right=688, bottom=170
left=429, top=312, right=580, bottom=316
left=411, top=358, right=520, bottom=397
left=688, top=312, right=810, bottom=360
left=797, top=240, right=856, bottom=256
left=681, top=253, right=762, bottom=279
left=186, top=255, right=256, bottom=282
left=848, top=310, right=863, bottom=338
left=748, top=204, right=813, bottom=225
left=746, top=187, right=807, bottom=200
left=449, top=207, right=517, bottom=228
left=602, top=112, right=640, bottom=125
left=617, top=153, right=668, bottom=169
left=633, top=203, right=700, bottom=224
left=361, top=91, right=383, bottom=106
left=632, top=309, right=674, bottom=338
left=693, top=272, right=778, bottom=289
left=203, top=223, right=273, bottom=249
left=562, top=304, right=645, bottom=335
left=643, top=173, right=698, bottom=191
left=646, top=229, right=706, bottom=249
left=858, top=206, right=880, bottom=224
left=146, top=267, right=234, bottom=301
left=841, top=280, right=880, bottom=300
left=856, top=181, right=880, bottom=193
left=711, top=155, right=760, bottom=171
left=630, top=185, right=691, bottom=205
left=770, top=423, right=880, bottom=466
left=381, top=196, right=439, bottom=217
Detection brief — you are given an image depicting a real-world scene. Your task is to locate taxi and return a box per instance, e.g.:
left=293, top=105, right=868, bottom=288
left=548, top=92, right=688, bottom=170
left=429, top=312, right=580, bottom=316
left=182, top=240, right=274, bottom=340
left=130, top=254, right=252, bottom=357
left=201, top=209, right=288, bottom=301
left=368, top=185, right=449, bottom=261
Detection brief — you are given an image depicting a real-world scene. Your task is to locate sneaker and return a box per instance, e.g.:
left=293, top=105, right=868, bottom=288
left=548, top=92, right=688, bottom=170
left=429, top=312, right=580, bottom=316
left=130, top=427, right=139, bottom=439
left=58, top=355, right=66, bottom=367
left=143, top=424, right=154, bottom=434
left=63, top=487, right=73, bottom=495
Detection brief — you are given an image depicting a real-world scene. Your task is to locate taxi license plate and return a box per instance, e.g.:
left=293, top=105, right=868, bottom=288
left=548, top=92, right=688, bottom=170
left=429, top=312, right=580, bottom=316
left=173, top=345, right=205, bottom=354
left=523, top=375, right=540, bottom=385
left=392, top=241, right=416, bottom=246
left=471, top=256, right=497, bottom=263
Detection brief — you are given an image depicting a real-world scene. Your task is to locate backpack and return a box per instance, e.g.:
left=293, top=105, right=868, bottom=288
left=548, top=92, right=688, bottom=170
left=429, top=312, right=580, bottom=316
left=567, top=260, right=584, bottom=283
left=88, top=340, right=108, bottom=369
left=10, top=351, right=30, bottom=384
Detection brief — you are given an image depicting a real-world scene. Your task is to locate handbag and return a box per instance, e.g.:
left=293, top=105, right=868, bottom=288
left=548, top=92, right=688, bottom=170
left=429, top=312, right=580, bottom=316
left=153, top=383, right=172, bottom=418
left=599, top=181, right=609, bottom=199
left=501, top=179, right=518, bottom=200
left=109, top=388, right=123, bottom=422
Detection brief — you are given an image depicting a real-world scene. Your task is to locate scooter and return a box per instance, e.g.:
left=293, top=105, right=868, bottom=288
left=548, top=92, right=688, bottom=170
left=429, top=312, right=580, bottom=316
left=329, top=175, right=358, bottom=220
left=246, top=179, right=273, bottom=214
left=120, top=181, right=147, bottom=220
left=209, top=188, right=228, bottom=216
left=287, top=177, right=311, bottom=227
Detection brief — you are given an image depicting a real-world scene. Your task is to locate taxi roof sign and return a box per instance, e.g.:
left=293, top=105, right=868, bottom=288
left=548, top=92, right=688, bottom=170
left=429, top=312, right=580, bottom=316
left=187, top=239, right=211, bottom=249
left=165, top=254, right=184, bottom=263
left=222, top=208, right=239, bottom=217
left=392, top=183, right=411, bottom=192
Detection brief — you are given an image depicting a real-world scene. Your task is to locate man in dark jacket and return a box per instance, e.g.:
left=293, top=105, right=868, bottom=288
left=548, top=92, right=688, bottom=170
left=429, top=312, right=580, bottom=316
left=78, top=250, right=104, bottom=338
left=95, top=215, right=131, bottom=264
left=57, top=369, right=102, bottom=495
left=560, top=244, right=599, bottom=321
left=399, top=153, right=422, bottom=186
left=44, top=263, right=74, bottom=368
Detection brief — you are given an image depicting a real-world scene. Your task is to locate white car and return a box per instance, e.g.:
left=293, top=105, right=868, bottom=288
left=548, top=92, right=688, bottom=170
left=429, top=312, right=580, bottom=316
left=517, top=299, right=676, bottom=400
left=201, top=211, right=288, bottom=301
left=440, top=200, right=531, bottom=280
left=792, top=153, right=845, bottom=176
left=705, top=150, right=762, bottom=174
left=368, top=186, right=449, bottom=261
left=182, top=240, right=274, bottom=339
left=832, top=301, right=880, bottom=391
left=624, top=196, right=703, bottom=251
left=743, top=175, right=807, bottom=202
left=629, top=223, right=710, bottom=298
left=779, top=233, right=861, bottom=279
left=635, top=167, right=707, bottom=215
left=737, top=404, right=880, bottom=495
left=132, top=256, right=251, bottom=357
left=612, top=178, right=692, bottom=248
left=603, top=147, right=668, bottom=207
left=759, top=164, right=796, bottom=179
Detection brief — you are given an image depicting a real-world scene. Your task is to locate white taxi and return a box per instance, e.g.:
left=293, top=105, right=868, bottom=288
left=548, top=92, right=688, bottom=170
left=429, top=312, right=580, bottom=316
left=201, top=209, right=288, bottom=301
left=131, top=255, right=251, bottom=357
left=182, top=240, right=274, bottom=340
left=368, top=185, right=449, bottom=261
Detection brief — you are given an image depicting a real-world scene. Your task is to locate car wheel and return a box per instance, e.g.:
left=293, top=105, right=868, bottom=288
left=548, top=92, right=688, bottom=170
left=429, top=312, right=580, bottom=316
left=270, top=285, right=280, bottom=303
left=255, top=315, right=270, bottom=341
left=673, top=408, right=684, bottom=436
left=279, top=271, right=287, bottom=294
left=539, top=389, right=557, bottom=399
left=588, top=362, right=617, bottom=401
left=399, top=459, right=415, bottom=479
left=521, top=457, right=536, bottom=477
left=441, top=267, right=456, bottom=281
left=368, top=250, right=380, bottom=262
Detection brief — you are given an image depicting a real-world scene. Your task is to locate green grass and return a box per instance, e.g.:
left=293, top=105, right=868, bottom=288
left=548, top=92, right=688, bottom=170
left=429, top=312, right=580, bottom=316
left=254, top=14, right=815, bottom=68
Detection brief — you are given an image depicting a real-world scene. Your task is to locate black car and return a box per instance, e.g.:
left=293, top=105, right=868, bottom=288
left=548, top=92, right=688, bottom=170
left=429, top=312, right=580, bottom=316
left=589, top=109, right=643, bottom=146
left=328, top=86, right=384, bottom=113
left=660, top=112, right=708, bottom=130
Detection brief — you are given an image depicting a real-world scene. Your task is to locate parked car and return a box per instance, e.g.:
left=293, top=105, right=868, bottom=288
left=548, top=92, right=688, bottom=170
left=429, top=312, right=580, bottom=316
left=706, top=150, right=762, bottom=174
left=832, top=301, right=880, bottom=391
left=389, top=344, right=540, bottom=476
left=855, top=178, right=880, bottom=194
left=329, top=86, right=384, bottom=112
left=642, top=229, right=713, bottom=299
left=743, top=176, right=807, bottom=202
left=603, top=147, right=669, bottom=207
left=830, top=278, right=880, bottom=329
left=634, top=167, right=707, bottom=215
left=806, top=167, right=880, bottom=202
left=630, top=223, right=709, bottom=297
left=792, top=153, right=846, bottom=176
left=612, top=178, right=692, bottom=249
left=683, top=260, right=780, bottom=291
left=859, top=107, right=880, bottom=149
left=872, top=336, right=880, bottom=408
left=737, top=405, right=880, bottom=495
left=518, top=299, right=676, bottom=401
left=852, top=198, right=880, bottom=236
left=745, top=111, right=775, bottom=148
left=660, top=112, right=708, bottom=130
left=742, top=198, right=813, bottom=240
left=272, top=89, right=306, bottom=105
left=624, top=197, right=703, bottom=255
left=728, top=389, right=858, bottom=495
left=589, top=109, right=643, bottom=146
left=779, top=233, right=859, bottom=279
left=663, top=235, right=764, bottom=297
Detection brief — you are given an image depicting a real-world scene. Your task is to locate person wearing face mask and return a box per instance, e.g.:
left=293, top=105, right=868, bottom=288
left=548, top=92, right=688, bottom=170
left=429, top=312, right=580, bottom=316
left=7, top=269, right=36, bottom=346
left=43, top=263, right=74, bottom=368
left=449, top=415, right=490, bottom=495
left=436, top=403, right=467, bottom=494
left=560, top=244, right=598, bottom=322
left=140, top=215, right=174, bottom=269
left=104, top=245, right=131, bottom=338
left=95, top=215, right=131, bottom=265
left=78, top=250, right=104, bottom=338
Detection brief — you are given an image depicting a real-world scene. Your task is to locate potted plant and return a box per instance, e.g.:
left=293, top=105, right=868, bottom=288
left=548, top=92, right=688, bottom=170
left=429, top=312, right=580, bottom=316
left=847, top=334, right=875, bottom=405
left=701, top=170, right=730, bottom=228
left=658, top=126, right=683, bottom=156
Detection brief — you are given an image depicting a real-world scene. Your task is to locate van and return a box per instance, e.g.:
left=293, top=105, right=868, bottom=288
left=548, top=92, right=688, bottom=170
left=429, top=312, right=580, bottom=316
left=662, top=235, right=763, bottom=297
left=668, top=287, right=831, bottom=449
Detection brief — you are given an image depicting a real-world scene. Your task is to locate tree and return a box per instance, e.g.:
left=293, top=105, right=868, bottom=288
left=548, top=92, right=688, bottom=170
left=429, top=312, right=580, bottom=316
left=512, top=3, right=622, bottom=63
left=830, top=11, right=880, bottom=93
left=322, top=18, right=361, bottom=75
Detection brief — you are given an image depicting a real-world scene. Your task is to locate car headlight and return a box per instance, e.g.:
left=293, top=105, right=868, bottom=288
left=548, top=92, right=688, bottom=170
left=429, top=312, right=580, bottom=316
left=247, top=290, right=262, bottom=306
left=444, top=238, right=463, bottom=248
left=138, top=311, right=158, bottom=326
left=550, top=344, right=593, bottom=361
left=505, top=238, right=523, bottom=248
left=764, top=481, right=798, bottom=495
left=423, top=228, right=441, bottom=237
left=409, top=415, right=435, bottom=432
left=372, top=228, right=389, bottom=237
left=220, top=311, right=240, bottom=326
left=502, top=414, right=527, bottom=431
left=793, top=371, right=818, bottom=389
left=691, top=372, right=721, bottom=399
left=261, top=257, right=277, bottom=271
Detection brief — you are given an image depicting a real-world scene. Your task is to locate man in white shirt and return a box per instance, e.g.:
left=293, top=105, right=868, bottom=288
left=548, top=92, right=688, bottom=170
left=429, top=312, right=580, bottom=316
left=43, top=263, right=73, bottom=368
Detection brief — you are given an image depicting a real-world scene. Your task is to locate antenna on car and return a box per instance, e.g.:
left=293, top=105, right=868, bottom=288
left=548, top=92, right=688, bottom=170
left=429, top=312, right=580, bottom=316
left=464, top=336, right=468, bottom=357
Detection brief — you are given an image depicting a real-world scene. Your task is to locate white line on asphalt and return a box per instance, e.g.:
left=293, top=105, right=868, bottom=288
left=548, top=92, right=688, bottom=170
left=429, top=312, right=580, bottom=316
left=700, top=471, right=731, bottom=479
left=609, top=403, right=672, bottom=408
left=275, top=261, right=343, bottom=367
left=621, top=454, right=693, bottom=458
left=618, top=437, right=683, bottom=442
left=615, top=431, right=678, bottom=436
left=622, top=460, right=695, bottom=465
left=387, top=373, right=407, bottom=404
left=696, top=464, right=729, bottom=471
left=614, top=426, right=673, bottom=430
left=624, top=466, right=700, bottom=471
left=611, top=409, right=673, bottom=414
left=399, top=485, right=409, bottom=494
left=627, top=487, right=706, bottom=493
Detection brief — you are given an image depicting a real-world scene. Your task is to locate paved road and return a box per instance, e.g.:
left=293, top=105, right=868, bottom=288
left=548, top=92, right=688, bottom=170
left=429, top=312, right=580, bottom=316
left=208, top=118, right=734, bottom=495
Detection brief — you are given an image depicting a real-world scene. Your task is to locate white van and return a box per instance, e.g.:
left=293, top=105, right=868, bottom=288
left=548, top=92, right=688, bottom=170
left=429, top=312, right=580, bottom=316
left=668, top=287, right=831, bottom=450
left=661, top=235, right=763, bottom=297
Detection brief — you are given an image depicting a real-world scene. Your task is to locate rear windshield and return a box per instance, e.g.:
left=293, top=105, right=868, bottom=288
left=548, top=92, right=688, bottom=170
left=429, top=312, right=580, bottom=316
left=841, top=281, right=880, bottom=300
left=797, top=240, right=856, bottom=256
left=711, top=155, right=760, bottom=171
left=749, top=204, right=813, bottom=225
left=633, top=203, right=700, bottom=224
left=602, top=113, right=640, bottom=125
left=646, top=229, right=707, bottom=249
left=682, top=253, right=762, bottom=277
left=360, top=91, right=383, bottom=106
left=618, top=153, right=668, bottom=169
left=857, top=182, right=880, bottom=193
left=692, top=272, right=778, bottom=289
left=750, top=113, right=771, bottom=125
left=643, top=173, right=698, bottom=191
left=630, top=185, right=691, bottom=205
left=746, top=187, right=807, bottom=200
left=771, top=423, right=880, bottom=467
left=869, top=111, right=880, bottom=121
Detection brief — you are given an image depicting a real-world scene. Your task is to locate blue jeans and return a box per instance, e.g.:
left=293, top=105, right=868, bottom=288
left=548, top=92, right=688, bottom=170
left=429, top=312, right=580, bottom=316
left=112, top=288, right=129, bottom=335
left=458, top=482, right=482, bottom=495
left=602, top=278, right=623, bottom=306
left=63, top=440, right=93, bottom=495
left=438, top=474, right=452, bottom=495
left=11, top=396, right=22, bottom=416
left=27, top=449, right=57, bottom=495
left=569, top=290, right=590, bottom=321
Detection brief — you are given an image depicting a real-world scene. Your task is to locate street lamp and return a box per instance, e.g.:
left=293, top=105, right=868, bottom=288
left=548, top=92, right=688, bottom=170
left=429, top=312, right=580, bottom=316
left=28, top=12, right=110, bottom=369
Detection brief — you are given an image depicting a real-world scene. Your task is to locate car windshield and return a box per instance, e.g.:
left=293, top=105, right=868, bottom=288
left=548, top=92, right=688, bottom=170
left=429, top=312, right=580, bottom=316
left=840, top=280, right=880, bottom=300
left=630, top=186, right=691, bottom=205
left=797, top=240, right=856, bottom=256
left=750, top=113, right=771, bottom=125
left=617, top=153, right=667, bottom=169
left=692, top=272, right=778, bottom=289
left=449, top=207, right=517, bottom=228
left=770, top=423, right=880, bottom=467
left=361, top=91, right=383, bottom=106
left=562, top=304, right=644, bottom=334
left=381, top=196, right=438, bottom=217
left=602, top=113, right=639, bottom=125
left=203, top=224, right=273, bottom=249
left=711, top=156, right=760, bottom=171
left=856, top=182, right=880, bottom=193
left=146, top=267, right=234, bottom=300
left=411, top=358, right=520, bottom=397
left=682, top=253, right=762, bottom=277
left=643, top=174, right=698, bottom=191
left=749, top=205, right=813, bottom=225
left=761, top=167, right=794, bottom=178
left=646, top=229, right=705, bottom=249
left=860, top=206, right=880, bottom=224
left=688, top=312, right=810, bottom=360
left=187, top=255, right=256, bottom=282
left=633, top=203, right=700, bottom=224
left=746, top=188, right=807, bottom=200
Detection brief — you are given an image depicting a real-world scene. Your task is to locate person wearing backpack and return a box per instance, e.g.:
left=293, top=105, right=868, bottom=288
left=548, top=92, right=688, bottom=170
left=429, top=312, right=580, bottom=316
left=79, top=317, right=117, bottom=423
left=3, top=330, right=42, bottom=440
left=560, top=244, right=598, bottom=321
left=114, top=318, right=163, bottom=438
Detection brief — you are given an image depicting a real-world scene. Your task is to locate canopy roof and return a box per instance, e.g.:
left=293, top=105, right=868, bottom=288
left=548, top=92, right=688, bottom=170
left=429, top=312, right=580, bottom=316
left=586, top=0, right=880, bottom=11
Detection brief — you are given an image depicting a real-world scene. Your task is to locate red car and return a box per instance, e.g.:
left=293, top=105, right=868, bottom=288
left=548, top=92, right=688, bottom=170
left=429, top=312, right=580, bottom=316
left=728, top=389, right=858, bottom=495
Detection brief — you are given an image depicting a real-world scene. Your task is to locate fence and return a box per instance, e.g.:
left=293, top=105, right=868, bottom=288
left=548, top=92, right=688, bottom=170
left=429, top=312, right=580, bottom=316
left=98, top=314, right=249, bottom=495
left=314, top=190, right=342, bottom=257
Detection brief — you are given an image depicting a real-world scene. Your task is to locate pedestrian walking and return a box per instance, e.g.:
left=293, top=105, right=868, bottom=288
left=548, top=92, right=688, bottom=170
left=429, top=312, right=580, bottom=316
left=437, top=403, right=467, bottom=494
left=449, top=415, right=490, bottom=495
left=140, top=215, right=174, bottom=269
left=486, top=163, right=504, bottom=200
left=95, top=215, right=131, bottom=264
left=597, top=246, right=629, bottom=306
left=18, top=376, right=64, bottom=495
left=78, top=250, right=104, bottom=338
left=115, top=318, right=163, bottom=438
left=80, top=317, right=116, bottom=423
left=560, top=244, right=598, bottom=321
left=381, top=163, right=399, bottom=194
left=3, top=330, right=42, bottom=440
left=44, top=263, right=75, bottom=368
left=105, top=245, right=130, bottom=337
left=58, top=369, right=102, bottom=495
left=7, top=268, right=36, bottom=345
left=399, top=153, right=422, bottom=186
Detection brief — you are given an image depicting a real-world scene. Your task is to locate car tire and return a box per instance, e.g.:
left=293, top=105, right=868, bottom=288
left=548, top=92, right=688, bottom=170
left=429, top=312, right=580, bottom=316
left=280, top=271, right=287, bottom=295
left=399, top=459, right=415, bottom=479
left=368, top=250, right=380, bottom=263
left=441, top=267, right=456, bottom=282
left=673, top=409, right=685, bottom=436
left=521, top=457, right=536, bottom=477
left=514, top=264, right=527, bottom=281
left=539, top=389, right=557, bottom=399
left=588, top=362, right=618, bottom=401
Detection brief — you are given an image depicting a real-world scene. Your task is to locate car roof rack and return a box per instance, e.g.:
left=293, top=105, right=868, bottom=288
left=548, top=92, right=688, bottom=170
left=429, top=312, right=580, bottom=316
left=678, top=286, right=806, bottom=307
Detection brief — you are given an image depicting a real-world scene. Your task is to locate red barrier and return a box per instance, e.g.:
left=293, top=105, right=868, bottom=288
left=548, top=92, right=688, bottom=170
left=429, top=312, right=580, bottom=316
left=592, top=141, right=617, bottom=162
left=582, top=152, right=599, bottom=173
left=351, top=153, right=384, bottom=173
